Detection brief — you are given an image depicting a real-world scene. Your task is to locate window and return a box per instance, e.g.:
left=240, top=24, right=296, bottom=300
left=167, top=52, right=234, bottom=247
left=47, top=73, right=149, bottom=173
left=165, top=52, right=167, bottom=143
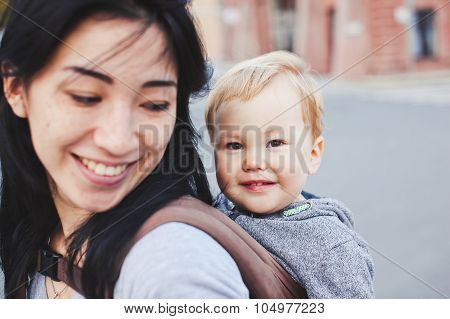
left=413, top=9, right=435, bottom=59
left=272, top=0, right=296, bottom=51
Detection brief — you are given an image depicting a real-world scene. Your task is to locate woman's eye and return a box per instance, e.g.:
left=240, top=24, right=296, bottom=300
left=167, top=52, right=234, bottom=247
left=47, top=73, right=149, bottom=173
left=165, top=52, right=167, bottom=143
left=140, top=101, right=169, bottom=112
left=70, top=94, right=101, bottom=106
left=267, top=139, right=286, bottom=148
left=225, top=142, right=243, bottom=150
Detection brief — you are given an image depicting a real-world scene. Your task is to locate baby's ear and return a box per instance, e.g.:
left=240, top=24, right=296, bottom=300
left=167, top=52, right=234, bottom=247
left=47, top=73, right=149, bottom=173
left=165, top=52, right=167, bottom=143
left=2, top=62, right=28, bottom=118
left=308, top=136, right=324, bottom=175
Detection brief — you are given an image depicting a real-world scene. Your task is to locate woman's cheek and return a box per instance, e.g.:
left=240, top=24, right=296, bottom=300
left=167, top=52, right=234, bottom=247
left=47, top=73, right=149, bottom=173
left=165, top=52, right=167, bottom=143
left=139, top=125, right=174, bottom=171
left=141, top=115, right=174, bottom=144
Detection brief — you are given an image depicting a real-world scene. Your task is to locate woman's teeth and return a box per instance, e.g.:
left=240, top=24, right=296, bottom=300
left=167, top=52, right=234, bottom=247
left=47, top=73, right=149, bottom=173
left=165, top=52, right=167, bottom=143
left=80, top=158, right=127, bottom=176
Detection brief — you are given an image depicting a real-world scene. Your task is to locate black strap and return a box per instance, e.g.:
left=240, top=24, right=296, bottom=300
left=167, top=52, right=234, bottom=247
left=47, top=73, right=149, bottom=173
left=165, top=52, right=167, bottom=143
left=36, top=248, right=84, bottom=295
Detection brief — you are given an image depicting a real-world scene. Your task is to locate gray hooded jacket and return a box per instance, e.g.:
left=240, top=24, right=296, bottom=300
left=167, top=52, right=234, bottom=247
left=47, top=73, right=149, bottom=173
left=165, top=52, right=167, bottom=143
left=214, top=193, right=375, bottom=299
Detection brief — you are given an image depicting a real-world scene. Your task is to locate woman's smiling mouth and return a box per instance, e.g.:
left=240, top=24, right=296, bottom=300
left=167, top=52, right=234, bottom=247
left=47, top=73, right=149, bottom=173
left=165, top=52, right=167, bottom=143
left=72, top=154, right=137, bottom=186
left=80, top=157, right=127, bottom=176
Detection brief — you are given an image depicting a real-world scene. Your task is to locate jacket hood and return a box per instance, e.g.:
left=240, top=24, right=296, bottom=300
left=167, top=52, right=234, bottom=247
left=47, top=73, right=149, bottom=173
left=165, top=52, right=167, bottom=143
left=299, top=198, right=355, bottom=229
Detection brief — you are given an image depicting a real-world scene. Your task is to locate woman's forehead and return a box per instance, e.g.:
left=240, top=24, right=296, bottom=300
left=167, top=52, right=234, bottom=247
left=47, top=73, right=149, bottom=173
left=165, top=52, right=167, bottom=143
left=46, top=18, right=176, bottom=82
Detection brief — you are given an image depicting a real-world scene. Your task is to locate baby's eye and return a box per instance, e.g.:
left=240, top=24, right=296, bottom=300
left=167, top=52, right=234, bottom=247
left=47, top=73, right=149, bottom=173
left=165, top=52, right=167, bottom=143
left=225, top=142, right=243, bottom=150
left=70, top=94, right=101, bottom=106
left=267, top=139, right=286, bottom=148
left=140, top=101, right=169, bottom=112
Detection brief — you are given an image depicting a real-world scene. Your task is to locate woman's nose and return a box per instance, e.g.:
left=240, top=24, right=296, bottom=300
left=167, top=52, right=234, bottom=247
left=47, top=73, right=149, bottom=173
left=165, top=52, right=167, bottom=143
left=93, top=105, right=138, bottom=156
left=242, top=148, right=267, bottom=171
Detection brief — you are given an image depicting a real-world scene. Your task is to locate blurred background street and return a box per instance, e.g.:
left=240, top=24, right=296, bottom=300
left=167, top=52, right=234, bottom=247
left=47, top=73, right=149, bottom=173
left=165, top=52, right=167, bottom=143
left=190, top=0, right=450, bottom=298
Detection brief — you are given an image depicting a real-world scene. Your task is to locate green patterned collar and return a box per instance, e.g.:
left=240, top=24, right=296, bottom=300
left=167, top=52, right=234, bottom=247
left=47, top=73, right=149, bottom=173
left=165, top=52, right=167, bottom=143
left=225, top=196, right=312, bottom=218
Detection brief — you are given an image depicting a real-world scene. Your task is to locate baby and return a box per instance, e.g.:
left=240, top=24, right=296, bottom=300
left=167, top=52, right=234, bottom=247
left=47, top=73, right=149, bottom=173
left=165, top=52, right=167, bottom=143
left=205, top=51, right=374, bottom=298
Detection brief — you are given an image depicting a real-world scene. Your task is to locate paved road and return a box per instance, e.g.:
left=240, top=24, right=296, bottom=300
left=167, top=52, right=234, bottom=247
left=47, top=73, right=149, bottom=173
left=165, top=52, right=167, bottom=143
left=190, top=70, right=450, bottom=298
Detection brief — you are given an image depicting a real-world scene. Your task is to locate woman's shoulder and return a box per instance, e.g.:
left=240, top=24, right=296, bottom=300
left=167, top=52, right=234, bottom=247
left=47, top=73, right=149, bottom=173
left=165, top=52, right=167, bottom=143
left=114, top=221, right=249, bottom=299
left=165, top=196, right=219, bottom=214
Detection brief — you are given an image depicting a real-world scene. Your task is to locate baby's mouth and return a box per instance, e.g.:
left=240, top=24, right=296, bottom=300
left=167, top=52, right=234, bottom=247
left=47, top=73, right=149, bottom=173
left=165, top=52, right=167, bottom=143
left=240, top=181, right=275, bottom=186
left=240, top=180, right=276, bottom=192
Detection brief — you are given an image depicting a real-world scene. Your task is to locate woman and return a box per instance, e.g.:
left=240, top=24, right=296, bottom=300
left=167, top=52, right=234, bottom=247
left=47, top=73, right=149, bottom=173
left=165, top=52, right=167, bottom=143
left=0, top=0, right=248, bottom=298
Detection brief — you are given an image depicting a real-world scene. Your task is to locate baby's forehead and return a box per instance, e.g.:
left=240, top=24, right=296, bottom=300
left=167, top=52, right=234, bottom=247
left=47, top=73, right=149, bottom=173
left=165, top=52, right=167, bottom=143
left=215, top=93, right=305, bottom=128
left=215, top=111, right=306, bottom=141
left=217, top=123, right=302, bottom=136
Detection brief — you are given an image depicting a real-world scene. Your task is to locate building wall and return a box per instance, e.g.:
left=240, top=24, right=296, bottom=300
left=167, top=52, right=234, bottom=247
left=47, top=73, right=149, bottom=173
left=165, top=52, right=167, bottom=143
left=295, top=0, right=336, bottom=74
left=193, top=0, right=273, bottom=61
left=366, top=0, right=407, bottom=74
left=193, top=0, right=450, bottom=76
left=296, top=0, right=450, bottom=76
left=191, top=0, right=224, bottom=60
left=222, top=0, right=273, bottom=60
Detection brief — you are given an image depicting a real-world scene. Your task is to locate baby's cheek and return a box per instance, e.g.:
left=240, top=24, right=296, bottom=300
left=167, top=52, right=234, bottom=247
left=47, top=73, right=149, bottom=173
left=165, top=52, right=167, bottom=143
left=276, top=158, right=307, bottom=192
left=268, top=150, right=293, bottom=173
left=216, top=152, right=240, bottom=174
left=215, top=160, right=230, bottom=187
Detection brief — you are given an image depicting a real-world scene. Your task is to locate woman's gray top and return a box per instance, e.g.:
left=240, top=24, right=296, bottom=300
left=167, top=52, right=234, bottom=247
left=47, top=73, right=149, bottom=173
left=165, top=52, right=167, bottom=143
left=22, top=223, right=249, bottom=299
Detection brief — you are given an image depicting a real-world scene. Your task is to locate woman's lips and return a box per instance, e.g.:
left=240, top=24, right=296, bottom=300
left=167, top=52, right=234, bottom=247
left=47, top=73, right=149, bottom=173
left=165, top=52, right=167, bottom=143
left=72, top=154, right=136, bottom=187
left=240, top=180, right=276, bottom=192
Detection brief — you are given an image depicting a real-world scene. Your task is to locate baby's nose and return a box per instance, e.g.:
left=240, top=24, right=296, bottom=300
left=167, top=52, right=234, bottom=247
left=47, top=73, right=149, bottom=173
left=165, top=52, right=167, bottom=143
left=242, top=148, right=267, bottom=171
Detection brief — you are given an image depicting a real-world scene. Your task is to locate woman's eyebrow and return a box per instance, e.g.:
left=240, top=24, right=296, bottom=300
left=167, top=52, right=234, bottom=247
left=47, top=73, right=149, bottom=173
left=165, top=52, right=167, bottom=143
left=64, top=66, right=177, bottom=88
left=142, top=80, right=177, bottom=89
left=64, top=66, right=113, bottom=84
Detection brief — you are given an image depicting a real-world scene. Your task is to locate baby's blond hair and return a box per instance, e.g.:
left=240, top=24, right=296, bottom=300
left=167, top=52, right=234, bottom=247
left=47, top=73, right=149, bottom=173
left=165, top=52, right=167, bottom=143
left=205, top=51, right=323, bottom=144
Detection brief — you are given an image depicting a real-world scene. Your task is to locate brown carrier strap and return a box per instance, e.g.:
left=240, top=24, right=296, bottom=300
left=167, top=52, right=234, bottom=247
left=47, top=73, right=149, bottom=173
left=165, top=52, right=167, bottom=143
left=26, top=196, right=307, bottom=299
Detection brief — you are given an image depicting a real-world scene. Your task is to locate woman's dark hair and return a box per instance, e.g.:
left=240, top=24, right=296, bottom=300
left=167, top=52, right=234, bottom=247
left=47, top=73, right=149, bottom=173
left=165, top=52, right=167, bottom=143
left=0, top=0, right=212, bottom=298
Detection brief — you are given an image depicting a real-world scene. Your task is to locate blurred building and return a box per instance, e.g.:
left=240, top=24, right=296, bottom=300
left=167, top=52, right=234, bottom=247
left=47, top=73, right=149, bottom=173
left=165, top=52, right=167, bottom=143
left=192, top=0, right=450, bottom=77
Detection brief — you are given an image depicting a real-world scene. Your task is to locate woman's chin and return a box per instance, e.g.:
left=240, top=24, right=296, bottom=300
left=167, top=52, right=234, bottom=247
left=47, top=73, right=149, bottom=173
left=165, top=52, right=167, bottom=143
left=77, top=196, right=121, bottom=213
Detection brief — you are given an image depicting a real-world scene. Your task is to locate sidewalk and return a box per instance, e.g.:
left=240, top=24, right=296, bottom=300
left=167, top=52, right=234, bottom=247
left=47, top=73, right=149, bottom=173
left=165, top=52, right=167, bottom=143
left=321, top=71, right=450, bottom=109
left=344, top=70, right=450, bottom=88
